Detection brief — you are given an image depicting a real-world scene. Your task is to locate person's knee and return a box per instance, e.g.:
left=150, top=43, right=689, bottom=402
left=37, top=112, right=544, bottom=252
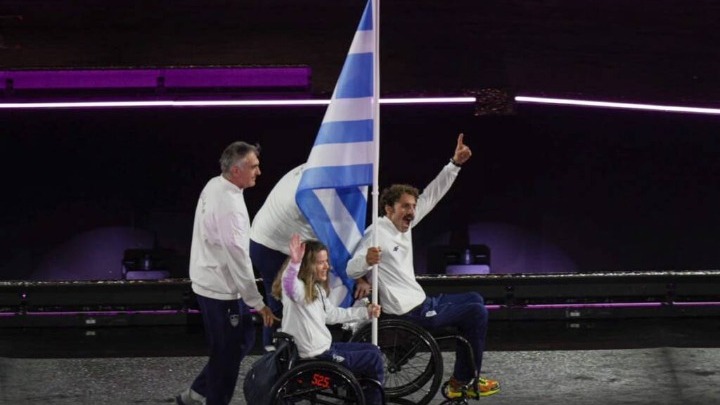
left=465, top=291, right=484, bottom=305
left=468, top=302, right=488, bottom=322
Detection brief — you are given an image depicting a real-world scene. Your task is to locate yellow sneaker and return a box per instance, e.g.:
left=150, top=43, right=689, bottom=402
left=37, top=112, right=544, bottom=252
left=476, top=377, right=500, bottom=396
left=443, top=376, right=500, bottom=399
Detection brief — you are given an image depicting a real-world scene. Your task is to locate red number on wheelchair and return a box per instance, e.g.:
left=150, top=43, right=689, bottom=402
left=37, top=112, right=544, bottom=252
left=311, top=373, right=331, bottom=389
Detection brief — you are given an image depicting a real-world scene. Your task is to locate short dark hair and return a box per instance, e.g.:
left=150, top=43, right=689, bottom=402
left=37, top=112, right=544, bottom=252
left=219, top=141, right=261, bottom=173
left=380, top=184, right=419, bottom=216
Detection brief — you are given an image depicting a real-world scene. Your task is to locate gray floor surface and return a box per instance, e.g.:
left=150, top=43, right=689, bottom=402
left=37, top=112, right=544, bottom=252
left=2, top=347, right=720, bottom=405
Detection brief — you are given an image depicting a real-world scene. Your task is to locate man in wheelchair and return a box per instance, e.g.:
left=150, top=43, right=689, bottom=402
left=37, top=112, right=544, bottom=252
left=271, top=234, right=385, bottom=404
left=347, top=133, right=501, bottom=399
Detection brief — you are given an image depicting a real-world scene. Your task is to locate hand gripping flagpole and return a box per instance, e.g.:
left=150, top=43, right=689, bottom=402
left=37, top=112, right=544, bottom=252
left=371, top=0, right=380, bottom=346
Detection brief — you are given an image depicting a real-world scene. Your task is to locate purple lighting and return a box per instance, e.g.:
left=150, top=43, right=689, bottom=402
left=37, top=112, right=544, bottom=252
left=4, top=302, right=720, bottom=315
left=18, top=309, right=200, bottom=316
left=484, top=301, right=720, bottom=311
left=162, top=67, right=310, bottom=89
left=3, top=69, right=157, bottom=89
left=0, top=67, right=312, bottom=90
left=515, top=95, right=720, bottom=115
left=3, top=94, right=718, bottom=116
left=0, top=97, right=476, bottom=109
left=2, top=67, right=719, bottom=115
left=523, top=302, right=665, bottom=310
left=673, top=301, right=720, bottom=307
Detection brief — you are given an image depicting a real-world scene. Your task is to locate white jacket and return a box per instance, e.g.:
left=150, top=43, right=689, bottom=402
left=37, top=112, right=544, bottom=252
left=347, top=162, right=460, bottom=315
left=189, top=175, right=265, bottom=309
left=250, top=164, right=316, bottom=254
left=279, top=262, right=368, bottom=358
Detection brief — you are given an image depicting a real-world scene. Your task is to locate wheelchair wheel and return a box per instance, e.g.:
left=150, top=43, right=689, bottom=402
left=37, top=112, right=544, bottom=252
left=350, top=319, right=443, bottom=405
left=270, top=360, right=366, bottom=404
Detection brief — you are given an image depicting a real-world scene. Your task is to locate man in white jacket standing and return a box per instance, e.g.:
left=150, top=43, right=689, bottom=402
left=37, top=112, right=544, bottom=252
left=177, top=141, right=277, bottom=405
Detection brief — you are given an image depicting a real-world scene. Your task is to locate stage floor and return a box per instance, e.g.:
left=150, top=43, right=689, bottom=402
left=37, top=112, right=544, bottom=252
left=2, top=317, right=720, bottom=404
left=2, top=347, right=719, bottom=404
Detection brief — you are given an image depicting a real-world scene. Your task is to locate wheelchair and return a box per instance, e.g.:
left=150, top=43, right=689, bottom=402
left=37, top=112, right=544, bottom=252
left=348, top=317, right=484, bottom=405
left=268, top=332, right=386, bottom=405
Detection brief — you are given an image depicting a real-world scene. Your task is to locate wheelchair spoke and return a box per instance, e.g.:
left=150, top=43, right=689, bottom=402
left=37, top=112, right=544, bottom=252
left=350, top=319, right=443, bottom=405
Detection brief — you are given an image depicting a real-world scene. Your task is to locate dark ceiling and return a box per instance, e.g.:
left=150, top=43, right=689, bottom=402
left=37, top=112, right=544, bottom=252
left=2, top=0, right=719, bottom=104
left=4, top=1, right=720, bottom=280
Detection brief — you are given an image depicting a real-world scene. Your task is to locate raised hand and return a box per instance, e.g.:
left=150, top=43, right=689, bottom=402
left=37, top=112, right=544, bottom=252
left=289, top=233, right=306, bottom=265
left=452, top=133, right=472, bottom=165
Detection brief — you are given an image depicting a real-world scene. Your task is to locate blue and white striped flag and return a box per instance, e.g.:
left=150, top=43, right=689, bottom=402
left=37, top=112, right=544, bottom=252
left=296, top=0, right=375, bottom=308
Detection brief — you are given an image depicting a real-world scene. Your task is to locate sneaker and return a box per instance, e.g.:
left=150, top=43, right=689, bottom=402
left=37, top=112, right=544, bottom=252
left=443, top=376, right=500, bottom=399
left=175, top=388, right=206, bottom=405
left=477, top=377, right=500, bottom=395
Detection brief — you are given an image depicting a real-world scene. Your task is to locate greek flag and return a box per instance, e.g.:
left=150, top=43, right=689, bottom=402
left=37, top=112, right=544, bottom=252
left=296, top=0, right=375, bottom=308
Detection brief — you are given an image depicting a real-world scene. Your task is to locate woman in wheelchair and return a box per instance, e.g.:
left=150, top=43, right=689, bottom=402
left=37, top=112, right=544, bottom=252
left=271, top=234, right=384, bottom=404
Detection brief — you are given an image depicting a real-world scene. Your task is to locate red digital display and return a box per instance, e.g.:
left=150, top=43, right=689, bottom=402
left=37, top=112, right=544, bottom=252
left=311, top=373, right=331, bottom=389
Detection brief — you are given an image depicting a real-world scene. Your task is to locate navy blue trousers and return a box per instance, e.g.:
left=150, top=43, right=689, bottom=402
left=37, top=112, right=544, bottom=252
left=401, top=292, right=488, bottom=382
left=317, top=341, right=385, bottom=405
left=249, top=240, right=287, bottom=349
left=190, top=295, right=255, bottom=405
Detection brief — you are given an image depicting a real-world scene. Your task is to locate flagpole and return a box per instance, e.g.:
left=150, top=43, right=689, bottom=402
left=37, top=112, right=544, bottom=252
left=371, top=0, right=380, bottom=346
